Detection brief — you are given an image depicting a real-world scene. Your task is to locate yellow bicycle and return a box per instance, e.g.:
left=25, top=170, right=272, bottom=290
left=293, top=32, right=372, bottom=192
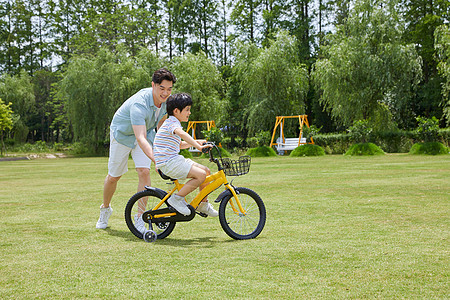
left=124, top=143, right=266, bottom=242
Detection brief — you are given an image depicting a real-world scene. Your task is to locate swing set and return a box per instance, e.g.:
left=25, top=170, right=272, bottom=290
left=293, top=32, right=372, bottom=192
left=269, top=115, right=314, bottom=155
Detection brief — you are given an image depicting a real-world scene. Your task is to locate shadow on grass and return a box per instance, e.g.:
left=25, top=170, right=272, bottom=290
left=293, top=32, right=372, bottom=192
left=104, top=227, right=142, bottom=242
left=104, top=227, right=238, bottom=247
left=103, top=226, right=261, bottom=248
left=155, top=236, right=237, bottom=248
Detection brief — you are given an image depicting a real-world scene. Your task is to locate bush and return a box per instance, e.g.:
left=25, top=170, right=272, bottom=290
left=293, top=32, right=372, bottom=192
left=372, top=130, right=415, bottom=153
left=16, top=141, right=49, bottom=153
left=68, top=142, right=90, bottom=155
left=246, top=137, right=258, bottom=148
left=439, top=128, right=450, bottom=147
left=302, top=125, right=321, bottom=144
left=290, top=144, right=325, bottom=157
left=202, top=127, right=224, bottom=144
left=409, top=142, right=448, bottom=155
left=345, top=143, right=385, bottom=156
left=222, top=136, right=232, bottom=149
left=348, top=120, right=373, bottom=143
left=246, top=146, right=277, bottom=157
left=255, top=131, right=271, bottom=147
left=313, top=133, right=352, bottom=154
left=416, top=116, right=440, bottom=142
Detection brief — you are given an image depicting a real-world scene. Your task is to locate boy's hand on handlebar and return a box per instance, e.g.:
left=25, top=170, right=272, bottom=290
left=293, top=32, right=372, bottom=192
left=199, top=143, right=213, bottom=153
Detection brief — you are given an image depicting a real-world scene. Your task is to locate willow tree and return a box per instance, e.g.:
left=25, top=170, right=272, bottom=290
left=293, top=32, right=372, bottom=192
left=0, top=98, right=13, bottom=155
left=0, top=70, right=35, bottom=142
left=171, top=51, right=226, bottom=124
left=57, top=48, right=165, bottom=153
left=242, top=31, right=309, bottom=135
left=435, top=24, right=450, bottom=125
left=312, top=0, right=422, bottom=129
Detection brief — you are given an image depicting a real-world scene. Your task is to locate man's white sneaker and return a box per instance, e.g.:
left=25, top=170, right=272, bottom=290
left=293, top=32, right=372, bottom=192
left=134, top=214, right=146, bottom=234
left=196, top=202, right=218, bottom=217
left=167, top=195, right=191, bottom=216
left=96, top=206, right=113, bottom=229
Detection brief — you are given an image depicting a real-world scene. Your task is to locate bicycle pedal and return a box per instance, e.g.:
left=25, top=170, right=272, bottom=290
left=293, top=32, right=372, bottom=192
left=196, top=211, right=208, bottom=218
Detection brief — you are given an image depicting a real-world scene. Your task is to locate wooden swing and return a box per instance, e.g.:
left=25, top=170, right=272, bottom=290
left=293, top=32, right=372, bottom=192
left=269, top=115, right=314, bottom=155
left=186, top=120, right=217, bottom=152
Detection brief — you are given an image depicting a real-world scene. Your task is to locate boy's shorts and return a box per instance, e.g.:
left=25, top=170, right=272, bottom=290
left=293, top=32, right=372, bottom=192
left=108, top=137, right=152, bottom=177
left=158, top=155, right=194, bottom=180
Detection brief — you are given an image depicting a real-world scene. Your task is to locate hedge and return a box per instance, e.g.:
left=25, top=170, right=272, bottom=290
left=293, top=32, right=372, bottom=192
left=312, top=129, right=450, bottom=154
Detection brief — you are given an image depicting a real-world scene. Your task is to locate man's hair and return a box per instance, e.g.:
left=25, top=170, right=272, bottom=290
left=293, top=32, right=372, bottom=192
left=166, top=93, right=193, bottom=116
left=152, top=68, right=176, bottom=84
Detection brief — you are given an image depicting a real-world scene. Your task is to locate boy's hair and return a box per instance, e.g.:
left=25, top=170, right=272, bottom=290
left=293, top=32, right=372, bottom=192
left=152, top=68, right=176, bottom=84
left=166, top=93, right=193, bottom=116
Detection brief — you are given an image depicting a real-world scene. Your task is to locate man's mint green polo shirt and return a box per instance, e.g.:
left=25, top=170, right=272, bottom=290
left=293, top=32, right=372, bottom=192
left=110, top=88, right=167, bottom=148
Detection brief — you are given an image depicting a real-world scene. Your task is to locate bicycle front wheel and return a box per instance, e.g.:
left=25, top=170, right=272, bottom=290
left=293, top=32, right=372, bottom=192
left=219, top=187, right=266, bottom=240
left=124, top=189, right=176, bottom=240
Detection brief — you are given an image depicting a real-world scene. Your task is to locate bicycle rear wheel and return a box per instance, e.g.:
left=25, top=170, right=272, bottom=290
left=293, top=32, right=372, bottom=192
left=124, top=189, right=176, bottom=240
left=219, top=187, right=266, bottom=240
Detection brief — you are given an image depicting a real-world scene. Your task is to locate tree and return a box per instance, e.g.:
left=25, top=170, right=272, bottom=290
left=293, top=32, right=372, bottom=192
left=0, top=98, right=13, bottom=155
left=241, top=31, right=309, bottom=135
left=401, top=0, right=449, bottom=124
left=30, top=69, right=59, bottom=142
left=435, top=24, right=450, bottom=125
left=260, top=0, right=286, bottom=47
left=0, top=70, right=35, bottom=142
left=230, top=0, right=262, bottom=44
left=284, top=0, right=315, bottom=64
left=171, top=52, right=226, bottom=124
left=56, top=49, right=128, bottom=153
left=224, top=41, right=261, bottom=145
left=192, top=0, right=221, bottom=60
left=312, top=0, right=422, bottom=128
left=48, top=0, right=86, bottom=64
left=56, top=47, right=166, bottom=153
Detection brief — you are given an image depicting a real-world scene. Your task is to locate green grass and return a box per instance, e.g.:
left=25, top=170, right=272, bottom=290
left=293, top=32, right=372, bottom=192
left=1, top=154, right=449, bottom=298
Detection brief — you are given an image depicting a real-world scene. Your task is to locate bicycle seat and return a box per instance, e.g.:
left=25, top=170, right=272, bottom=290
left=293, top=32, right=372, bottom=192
left=158, top=169, right=176, bottom=181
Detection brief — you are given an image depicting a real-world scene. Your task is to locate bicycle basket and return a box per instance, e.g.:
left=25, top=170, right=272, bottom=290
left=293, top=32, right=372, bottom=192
left=219, top=155, right=251, bottom=176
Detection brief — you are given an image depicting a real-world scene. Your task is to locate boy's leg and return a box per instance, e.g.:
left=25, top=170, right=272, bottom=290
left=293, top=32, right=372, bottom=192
left=191, top=162, right=210, bottom=202
left=177, top=164, right=207, bottom=197
left=167, top=164, right=207, bottom=216
left=190, top=162, right=218, bottom=217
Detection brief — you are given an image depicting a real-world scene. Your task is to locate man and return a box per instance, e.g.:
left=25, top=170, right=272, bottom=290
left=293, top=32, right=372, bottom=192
left=96, top=68, right=176, bottom=229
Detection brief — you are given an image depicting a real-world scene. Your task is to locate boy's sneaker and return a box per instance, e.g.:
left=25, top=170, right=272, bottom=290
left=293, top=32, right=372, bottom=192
left=134, top=214, right=146, bottom=234
left=196, top=202, right=218, bottom=217
left=96, top=205, right=113, bottom=229
left=167, top=195, right=191, bottom=216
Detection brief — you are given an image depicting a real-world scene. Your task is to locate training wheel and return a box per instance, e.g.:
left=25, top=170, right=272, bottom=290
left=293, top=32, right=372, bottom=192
left=143, top=230, right=157, bottom=243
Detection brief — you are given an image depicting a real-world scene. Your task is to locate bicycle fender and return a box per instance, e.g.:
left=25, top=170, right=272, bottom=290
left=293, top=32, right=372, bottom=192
left=214, top=187, right=240, bottom=203
left=214, top=189, right=231, bottom=203
left=144, top=186, right=167, bottom=197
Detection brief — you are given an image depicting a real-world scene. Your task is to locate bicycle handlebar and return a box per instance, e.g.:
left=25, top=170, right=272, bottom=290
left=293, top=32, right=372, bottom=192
left=202, top=142, right=221, bottom=163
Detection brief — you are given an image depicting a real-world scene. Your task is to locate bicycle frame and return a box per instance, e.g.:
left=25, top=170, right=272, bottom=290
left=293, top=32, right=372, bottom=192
left=150, top=169, right=246, bottom=220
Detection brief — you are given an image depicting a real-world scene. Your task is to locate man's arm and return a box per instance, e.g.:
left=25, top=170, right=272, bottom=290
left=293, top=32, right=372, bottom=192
left=133, top=125, right=155, bottom=163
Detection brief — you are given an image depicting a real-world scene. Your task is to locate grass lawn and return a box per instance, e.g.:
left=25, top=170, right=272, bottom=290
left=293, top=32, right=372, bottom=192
left=0, top=154, right=449, bottom=299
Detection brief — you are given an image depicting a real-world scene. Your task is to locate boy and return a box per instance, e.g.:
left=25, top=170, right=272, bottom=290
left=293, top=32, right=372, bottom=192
left=153, top=93, right=218, bottom=217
